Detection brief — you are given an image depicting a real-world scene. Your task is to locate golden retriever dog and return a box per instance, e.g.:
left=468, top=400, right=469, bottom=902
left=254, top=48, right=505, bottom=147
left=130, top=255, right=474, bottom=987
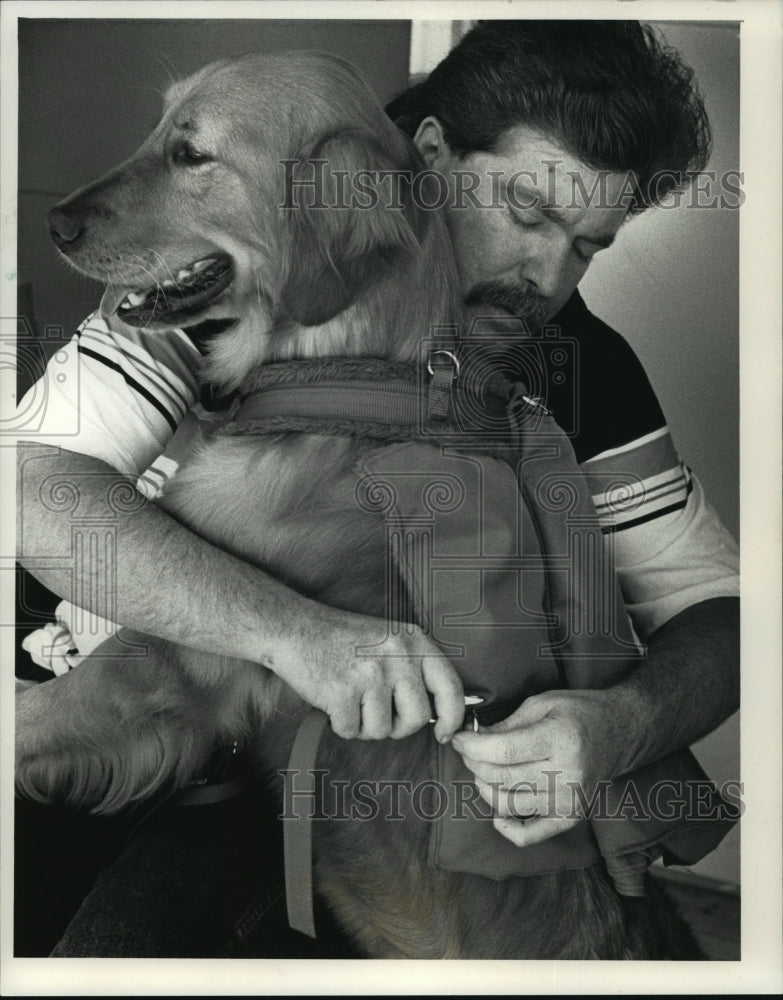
left=16, top=51, right=701, bottom=959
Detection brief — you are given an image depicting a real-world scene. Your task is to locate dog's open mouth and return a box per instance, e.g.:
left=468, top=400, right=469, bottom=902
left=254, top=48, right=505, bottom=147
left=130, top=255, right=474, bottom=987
left=102, top=254, right=234, bottom=327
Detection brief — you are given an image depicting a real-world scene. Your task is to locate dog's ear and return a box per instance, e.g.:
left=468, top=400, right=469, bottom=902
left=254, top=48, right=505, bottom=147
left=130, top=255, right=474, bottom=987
left=280, top=129, right=428, bottom=326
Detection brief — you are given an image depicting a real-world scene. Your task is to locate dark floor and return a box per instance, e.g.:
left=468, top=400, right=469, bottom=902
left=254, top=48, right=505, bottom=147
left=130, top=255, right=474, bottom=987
left=652, top=869, right=740, bottom=960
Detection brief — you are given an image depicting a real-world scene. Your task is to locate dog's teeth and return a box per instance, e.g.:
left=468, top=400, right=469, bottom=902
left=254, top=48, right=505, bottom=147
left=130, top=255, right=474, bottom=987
left=192, top=258, right=215, bottom=273
left=162, top=279, right=178, bottom=289
left=124, top=290, right=148, bottom=307
left=176, top=269, right=193, bottom=281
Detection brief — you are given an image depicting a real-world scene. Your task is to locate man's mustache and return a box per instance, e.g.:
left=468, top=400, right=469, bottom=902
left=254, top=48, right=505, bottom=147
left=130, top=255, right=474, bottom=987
left=464, top=281, right=549, bottom=332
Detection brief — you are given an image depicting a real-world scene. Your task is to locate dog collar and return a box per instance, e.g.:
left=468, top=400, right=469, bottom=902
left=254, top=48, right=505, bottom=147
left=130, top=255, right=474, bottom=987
left=225, top=353, right=522, bottom=448
left=232, top=354, right=458, bottom=428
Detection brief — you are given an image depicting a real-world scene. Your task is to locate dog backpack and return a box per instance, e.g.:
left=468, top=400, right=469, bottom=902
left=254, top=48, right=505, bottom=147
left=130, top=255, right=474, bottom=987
left=228, top=346, right=738, bottom=937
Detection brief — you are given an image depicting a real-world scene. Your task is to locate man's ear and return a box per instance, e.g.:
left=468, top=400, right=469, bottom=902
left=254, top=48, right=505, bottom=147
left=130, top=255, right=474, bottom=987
left=280, top=129, right=427, bottom=327
left=413, top=116, right=451, bottom=169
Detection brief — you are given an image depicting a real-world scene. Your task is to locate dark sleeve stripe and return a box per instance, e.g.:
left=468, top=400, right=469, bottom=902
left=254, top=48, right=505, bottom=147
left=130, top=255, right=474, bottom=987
left=601, top=479, right=694, bottom=534
left=77, top=344, right=179, bottom=433
left=79, top=331, right=191, bottom=416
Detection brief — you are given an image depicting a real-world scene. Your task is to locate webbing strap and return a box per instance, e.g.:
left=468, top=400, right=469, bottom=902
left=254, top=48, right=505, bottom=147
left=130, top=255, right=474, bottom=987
left=259, top=358, right=496, bottom=938
left=234, top=354, right=464, bottom=433
left=283, top=707, right=329, bottom=938
left=242, top=358, right=733, bottom=932
left=171, top=775, right=247, bottom=807
left=236, top=378, right=423, bottom=426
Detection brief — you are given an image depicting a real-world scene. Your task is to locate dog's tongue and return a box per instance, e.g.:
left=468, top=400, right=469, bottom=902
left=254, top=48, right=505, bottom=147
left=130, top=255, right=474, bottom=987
left=100, top=285, right=134, bottom=318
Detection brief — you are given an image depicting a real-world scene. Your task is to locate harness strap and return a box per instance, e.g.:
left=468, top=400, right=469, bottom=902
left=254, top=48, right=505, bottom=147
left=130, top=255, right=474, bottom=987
left=235, top=378, right=423, bottom=426
left=171, top=775, right=248, bottom=807
left=283, top=707, right=330, bottom=938
left=223, top=355, right=734, bottom=937
left=233, top=354, right=468, bottom=435
left=231, top=357, right=510, bottom=939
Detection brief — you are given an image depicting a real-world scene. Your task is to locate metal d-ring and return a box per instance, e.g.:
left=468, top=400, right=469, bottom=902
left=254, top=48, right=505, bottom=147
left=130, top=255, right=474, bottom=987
left=426, top=350, right=460, bottom=378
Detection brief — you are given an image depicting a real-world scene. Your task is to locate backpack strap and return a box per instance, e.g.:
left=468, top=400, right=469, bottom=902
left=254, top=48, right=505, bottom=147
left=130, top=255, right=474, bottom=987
left=283, top=708, right=329, bottom=938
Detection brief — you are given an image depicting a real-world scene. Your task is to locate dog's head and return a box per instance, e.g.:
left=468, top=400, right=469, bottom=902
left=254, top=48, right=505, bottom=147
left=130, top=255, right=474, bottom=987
left=49, top=51, right=458, bottom=387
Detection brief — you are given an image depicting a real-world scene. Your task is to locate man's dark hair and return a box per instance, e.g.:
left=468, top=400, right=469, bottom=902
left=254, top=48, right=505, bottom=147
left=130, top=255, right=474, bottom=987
left=385, top=20, right=712, bottom=212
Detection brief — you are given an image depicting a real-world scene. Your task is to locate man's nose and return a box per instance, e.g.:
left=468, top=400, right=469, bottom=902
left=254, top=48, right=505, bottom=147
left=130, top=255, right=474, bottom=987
left=522, top=239, right=572, bottom=300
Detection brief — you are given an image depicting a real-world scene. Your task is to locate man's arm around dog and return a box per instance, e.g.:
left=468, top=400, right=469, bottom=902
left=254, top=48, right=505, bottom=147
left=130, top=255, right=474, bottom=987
left=17, top=442, right=465, bottom=743
left=20, top=442, right=739, bottom=835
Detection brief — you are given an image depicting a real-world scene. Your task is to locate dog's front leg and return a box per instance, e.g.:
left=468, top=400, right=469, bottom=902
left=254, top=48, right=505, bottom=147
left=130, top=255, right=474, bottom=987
left=15, top=629, right=221, bottom=814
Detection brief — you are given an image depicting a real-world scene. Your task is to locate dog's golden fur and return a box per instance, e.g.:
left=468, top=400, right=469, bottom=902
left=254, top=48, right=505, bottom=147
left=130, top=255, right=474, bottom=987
left=17, top=51, right=700, bottom=959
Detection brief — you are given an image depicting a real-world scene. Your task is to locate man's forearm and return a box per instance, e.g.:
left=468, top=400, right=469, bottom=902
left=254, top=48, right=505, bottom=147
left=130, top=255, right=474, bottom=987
left=17, top=443, right=466, bottom=739
left=17, top=443, right=307, bottom=666
left=605, top=596, right=740, bottom=778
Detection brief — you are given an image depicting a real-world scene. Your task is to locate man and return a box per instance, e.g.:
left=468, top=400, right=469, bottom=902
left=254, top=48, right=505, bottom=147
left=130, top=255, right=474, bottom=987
left=17, top=20, right=739, bottom=954
left=384, top=19, right=740, bottom=848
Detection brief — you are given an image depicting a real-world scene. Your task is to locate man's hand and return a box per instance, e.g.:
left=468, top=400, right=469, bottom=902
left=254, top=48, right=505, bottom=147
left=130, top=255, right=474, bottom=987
left=451, top=689, right=620, bottom=847
left=269, top=599, right=465, bottom=743
left=451, top=598, right=740, bottom=849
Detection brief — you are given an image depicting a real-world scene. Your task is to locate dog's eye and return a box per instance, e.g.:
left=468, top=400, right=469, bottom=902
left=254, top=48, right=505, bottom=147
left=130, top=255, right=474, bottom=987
left=172, top=142, right=213, bottom=166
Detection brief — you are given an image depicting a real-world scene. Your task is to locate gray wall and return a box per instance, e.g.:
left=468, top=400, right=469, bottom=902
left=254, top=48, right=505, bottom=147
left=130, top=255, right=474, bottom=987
left=580, top=22, right=740, bottom=884
left=581, top=22, right=739, bottom=542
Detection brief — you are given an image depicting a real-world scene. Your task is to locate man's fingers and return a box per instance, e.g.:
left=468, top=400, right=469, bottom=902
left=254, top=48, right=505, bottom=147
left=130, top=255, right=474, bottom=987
left=464, top=756, right=537, bottom=791
left=327, top=698, right=362, bottom=740
left=357, top=687, right=393, bottom=740
left=390, top=681, right=431, bottom=739
left=451, top=718, right=550, bottom=763
left=474, top=776, right=540, bottom=818
left=422, top=657, right=464, bottom=741
left=486, top=692, right=554, bottom=733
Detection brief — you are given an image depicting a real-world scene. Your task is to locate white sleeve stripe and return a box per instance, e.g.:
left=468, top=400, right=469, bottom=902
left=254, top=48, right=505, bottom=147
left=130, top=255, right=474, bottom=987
left=75, top=340, right=182, bottom=433
left=78, top=331, right=192, bottom=418
left=79, top=314, right=199, bottom=396
left=601, top=488, right=693, bottom=533
left=78, top=328, right=196, bottom=408
left=80, top=319, right=197, bottom=386
left=592, top=465, right=690, bottom=513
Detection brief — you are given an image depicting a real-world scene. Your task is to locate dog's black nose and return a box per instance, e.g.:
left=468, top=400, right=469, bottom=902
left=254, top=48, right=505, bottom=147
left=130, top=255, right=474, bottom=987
left=47, top=207, right=85, bottom=249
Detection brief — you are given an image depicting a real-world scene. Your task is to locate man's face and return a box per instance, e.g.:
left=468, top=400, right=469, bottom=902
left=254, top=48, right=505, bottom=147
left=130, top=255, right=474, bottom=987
left=415, top=122, right=633, bottom=326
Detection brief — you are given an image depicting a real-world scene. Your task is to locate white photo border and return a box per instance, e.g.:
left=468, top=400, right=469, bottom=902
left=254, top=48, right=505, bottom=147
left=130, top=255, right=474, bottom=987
left=1, top=1, right=780, bottom=995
